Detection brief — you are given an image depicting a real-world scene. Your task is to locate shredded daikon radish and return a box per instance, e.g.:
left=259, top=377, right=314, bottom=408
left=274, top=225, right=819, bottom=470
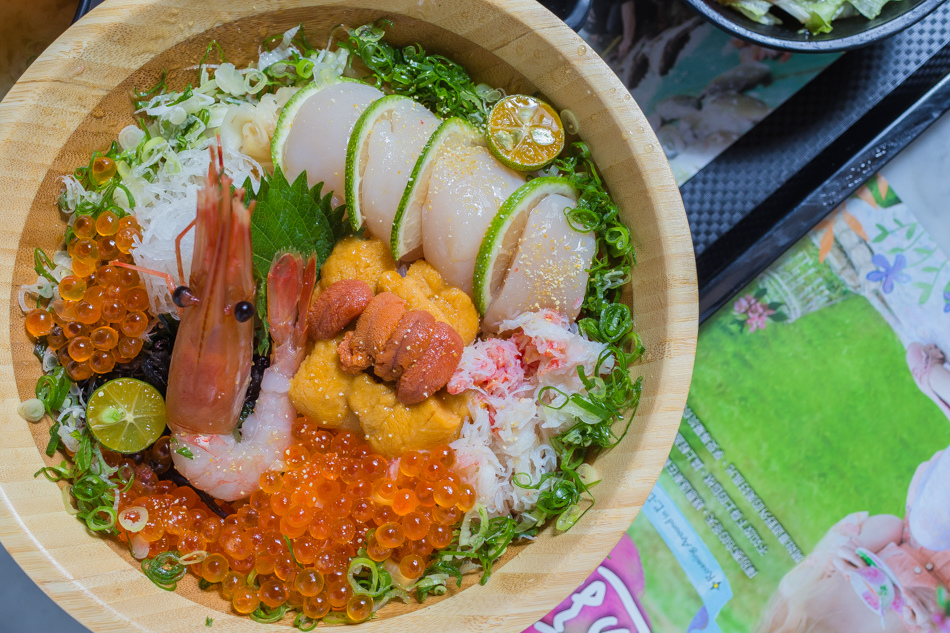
left=130, top=140, right=260, bottom=314
left=55, top=27, right=349, bottom=314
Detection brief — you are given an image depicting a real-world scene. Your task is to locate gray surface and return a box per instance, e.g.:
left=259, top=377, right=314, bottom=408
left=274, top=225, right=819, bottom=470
left=880, top=106, right=950, bottom=255
left=0, top=543, right=88, bottom=632
left=682, top=1, right=950, bottom=255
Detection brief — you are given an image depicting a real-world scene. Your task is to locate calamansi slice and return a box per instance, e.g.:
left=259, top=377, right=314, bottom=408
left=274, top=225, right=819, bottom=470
left=86, top=378, right=166, bottom=454
left=487, top=95, right=565, bottom=171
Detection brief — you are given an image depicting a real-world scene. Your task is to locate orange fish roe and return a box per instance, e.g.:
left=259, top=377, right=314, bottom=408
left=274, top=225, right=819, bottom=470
left=25, top=217, right=149, bottom=379
left=113, top=420, right=472, bottom=623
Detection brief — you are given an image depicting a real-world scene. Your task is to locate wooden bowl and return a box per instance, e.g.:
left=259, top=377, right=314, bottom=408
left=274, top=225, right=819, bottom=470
left=0, top=1, right=696, bottom=631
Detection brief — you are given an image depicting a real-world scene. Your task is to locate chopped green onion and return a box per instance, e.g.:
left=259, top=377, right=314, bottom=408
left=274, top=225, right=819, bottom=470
left=336, top=20, right=502, bottom=128
left=142, top=551, right=187, bottom=591
left=250, top=604, right=288, bottom=624
left=293, top=613, right=318, bottom=631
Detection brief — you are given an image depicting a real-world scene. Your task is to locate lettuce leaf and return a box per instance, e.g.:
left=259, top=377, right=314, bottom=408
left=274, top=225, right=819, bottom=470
left=726, top=0, right=782, bottom=24
left=847, top=0, right=892, bottom=19
left=722, top=0, right=888, bottom=33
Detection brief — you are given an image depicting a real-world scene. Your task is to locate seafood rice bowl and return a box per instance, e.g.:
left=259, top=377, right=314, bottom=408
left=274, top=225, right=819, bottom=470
left=5, top=5, right=695, bottom=631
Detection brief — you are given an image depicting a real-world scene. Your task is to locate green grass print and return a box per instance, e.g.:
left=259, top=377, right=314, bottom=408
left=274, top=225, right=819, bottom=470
left=635, top=266, right=950, bottom=631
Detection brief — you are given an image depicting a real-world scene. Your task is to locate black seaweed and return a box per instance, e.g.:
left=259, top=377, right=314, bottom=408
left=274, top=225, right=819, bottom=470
left=90, top=314, right=179, bottom=397
left=240, top=353, right=270, bottom=423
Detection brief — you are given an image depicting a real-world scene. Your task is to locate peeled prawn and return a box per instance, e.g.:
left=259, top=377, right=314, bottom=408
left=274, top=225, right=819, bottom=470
left=165, top=150, right=316, bottom=501
left=172, top=253, right=315, bottom=501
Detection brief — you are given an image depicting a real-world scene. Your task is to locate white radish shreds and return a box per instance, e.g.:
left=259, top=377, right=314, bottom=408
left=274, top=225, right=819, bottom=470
left=255, top=26, right=350, bottom=78
left=449, top=310, right=611, bottom=518
left=257, top=25, right=301, bottom=70
left=19, top=251, right=71, bottom=315
left=53, top=25, right=354, bottom=317
left=132, top=141, right=260, bottom=314
left=41, top=348, right=59, bottom=373
left=54, top=383, right=87, bottom=454
left=118, top=125, right=146, bottom=152
left=60, top=175, right=102, bottom=214
left=214, top=62, right=248, bottom=96
left=58, top=28, right=353, bottom=317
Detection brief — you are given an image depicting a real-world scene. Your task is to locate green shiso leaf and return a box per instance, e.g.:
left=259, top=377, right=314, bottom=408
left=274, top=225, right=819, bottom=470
left=244, top=168, right=348, bottom=282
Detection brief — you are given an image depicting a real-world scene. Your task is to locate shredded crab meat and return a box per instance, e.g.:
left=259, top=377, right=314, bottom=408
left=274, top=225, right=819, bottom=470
left=449, top=310, right=611, bottom=516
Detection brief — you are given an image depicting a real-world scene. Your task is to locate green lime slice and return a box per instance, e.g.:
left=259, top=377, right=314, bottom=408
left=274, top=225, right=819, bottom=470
left=390, top=117, right=485, bottom=260
left=345, top=95, right=420, bottom=232
left=86, top=378, right=166, bottom=454
left=472, top=177, right=579, bottom=315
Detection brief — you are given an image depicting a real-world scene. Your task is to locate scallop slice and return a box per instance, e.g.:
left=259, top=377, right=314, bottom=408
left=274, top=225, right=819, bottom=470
left=358, top=98, right=440, bottom=244
left=391, top=118, right=483, bottom=261
left=421, top=145, right=525, bottom=294
left=483, top=193, right=596, bottom=331
left=473, top=177, right=579, bottom=315
left=279, top=81, right=384, bottom=204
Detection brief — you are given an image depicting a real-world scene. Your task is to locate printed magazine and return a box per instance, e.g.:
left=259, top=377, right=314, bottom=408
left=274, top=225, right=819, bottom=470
left=525, top=169, right=950, bottom=631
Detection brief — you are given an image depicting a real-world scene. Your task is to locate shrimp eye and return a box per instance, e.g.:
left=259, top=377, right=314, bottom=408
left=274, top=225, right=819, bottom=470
left=173, top=286, right=199, bottom=308
left=234, top=301, right=255, bottom=323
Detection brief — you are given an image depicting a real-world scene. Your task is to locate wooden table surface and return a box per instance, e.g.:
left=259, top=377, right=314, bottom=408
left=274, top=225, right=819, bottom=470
left=0, top=6, right=89, bottom=632
left=0, top=0, right=75, bottom=99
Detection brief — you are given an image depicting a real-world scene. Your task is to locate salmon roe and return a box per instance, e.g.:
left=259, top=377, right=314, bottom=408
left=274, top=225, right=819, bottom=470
left=109, top=422, right=471, bottom=624
left=25, top=215, right=148, bottom=371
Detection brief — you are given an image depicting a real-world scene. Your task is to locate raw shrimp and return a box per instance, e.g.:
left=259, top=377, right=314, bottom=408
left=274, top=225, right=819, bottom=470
left=164, top=153, right=256, bottom=436
left=171, top=252, right=315, bottom=501
left=163, top=148, right=316, bottom=501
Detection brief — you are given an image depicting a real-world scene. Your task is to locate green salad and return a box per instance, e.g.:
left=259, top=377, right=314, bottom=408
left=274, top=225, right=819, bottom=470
left=720, top=0, right=900, bottom=35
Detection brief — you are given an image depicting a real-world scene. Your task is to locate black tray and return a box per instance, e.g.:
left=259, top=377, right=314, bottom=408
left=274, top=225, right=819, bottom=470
left=690, top=3, right=950, bottom=321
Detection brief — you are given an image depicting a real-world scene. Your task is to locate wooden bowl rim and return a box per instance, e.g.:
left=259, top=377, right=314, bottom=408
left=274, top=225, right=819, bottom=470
left=0, top=1, right=697, bottom=631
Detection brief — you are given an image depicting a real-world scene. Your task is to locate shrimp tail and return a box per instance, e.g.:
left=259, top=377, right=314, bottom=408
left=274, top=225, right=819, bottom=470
left=267, top=252, right=316, bottom=359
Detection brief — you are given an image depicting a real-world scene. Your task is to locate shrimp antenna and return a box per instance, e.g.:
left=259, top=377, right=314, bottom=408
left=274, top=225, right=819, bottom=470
left=175, top=218, right=196, bottom=287
left=110, top=260, right=184, bottom=316
left=216, top=134, right=224, bottom=174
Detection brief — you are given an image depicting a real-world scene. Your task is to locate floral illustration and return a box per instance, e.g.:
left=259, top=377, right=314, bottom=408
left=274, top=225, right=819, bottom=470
left=866, top=254, right=910, bottom=294
left=856, top=173, right=901, bottom=210
left=944, top=291, right=950, bottom=314
left=815, top=202, right=868, bottom=263
left=733, top=288, right=788, bottom=333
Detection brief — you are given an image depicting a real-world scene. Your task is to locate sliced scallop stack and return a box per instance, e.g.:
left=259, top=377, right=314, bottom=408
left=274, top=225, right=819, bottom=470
left=271, top=83, right=596, bottom=330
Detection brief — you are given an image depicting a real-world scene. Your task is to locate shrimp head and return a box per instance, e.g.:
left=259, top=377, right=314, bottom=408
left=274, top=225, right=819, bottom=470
left=166, top=152, right=256, bottom=436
